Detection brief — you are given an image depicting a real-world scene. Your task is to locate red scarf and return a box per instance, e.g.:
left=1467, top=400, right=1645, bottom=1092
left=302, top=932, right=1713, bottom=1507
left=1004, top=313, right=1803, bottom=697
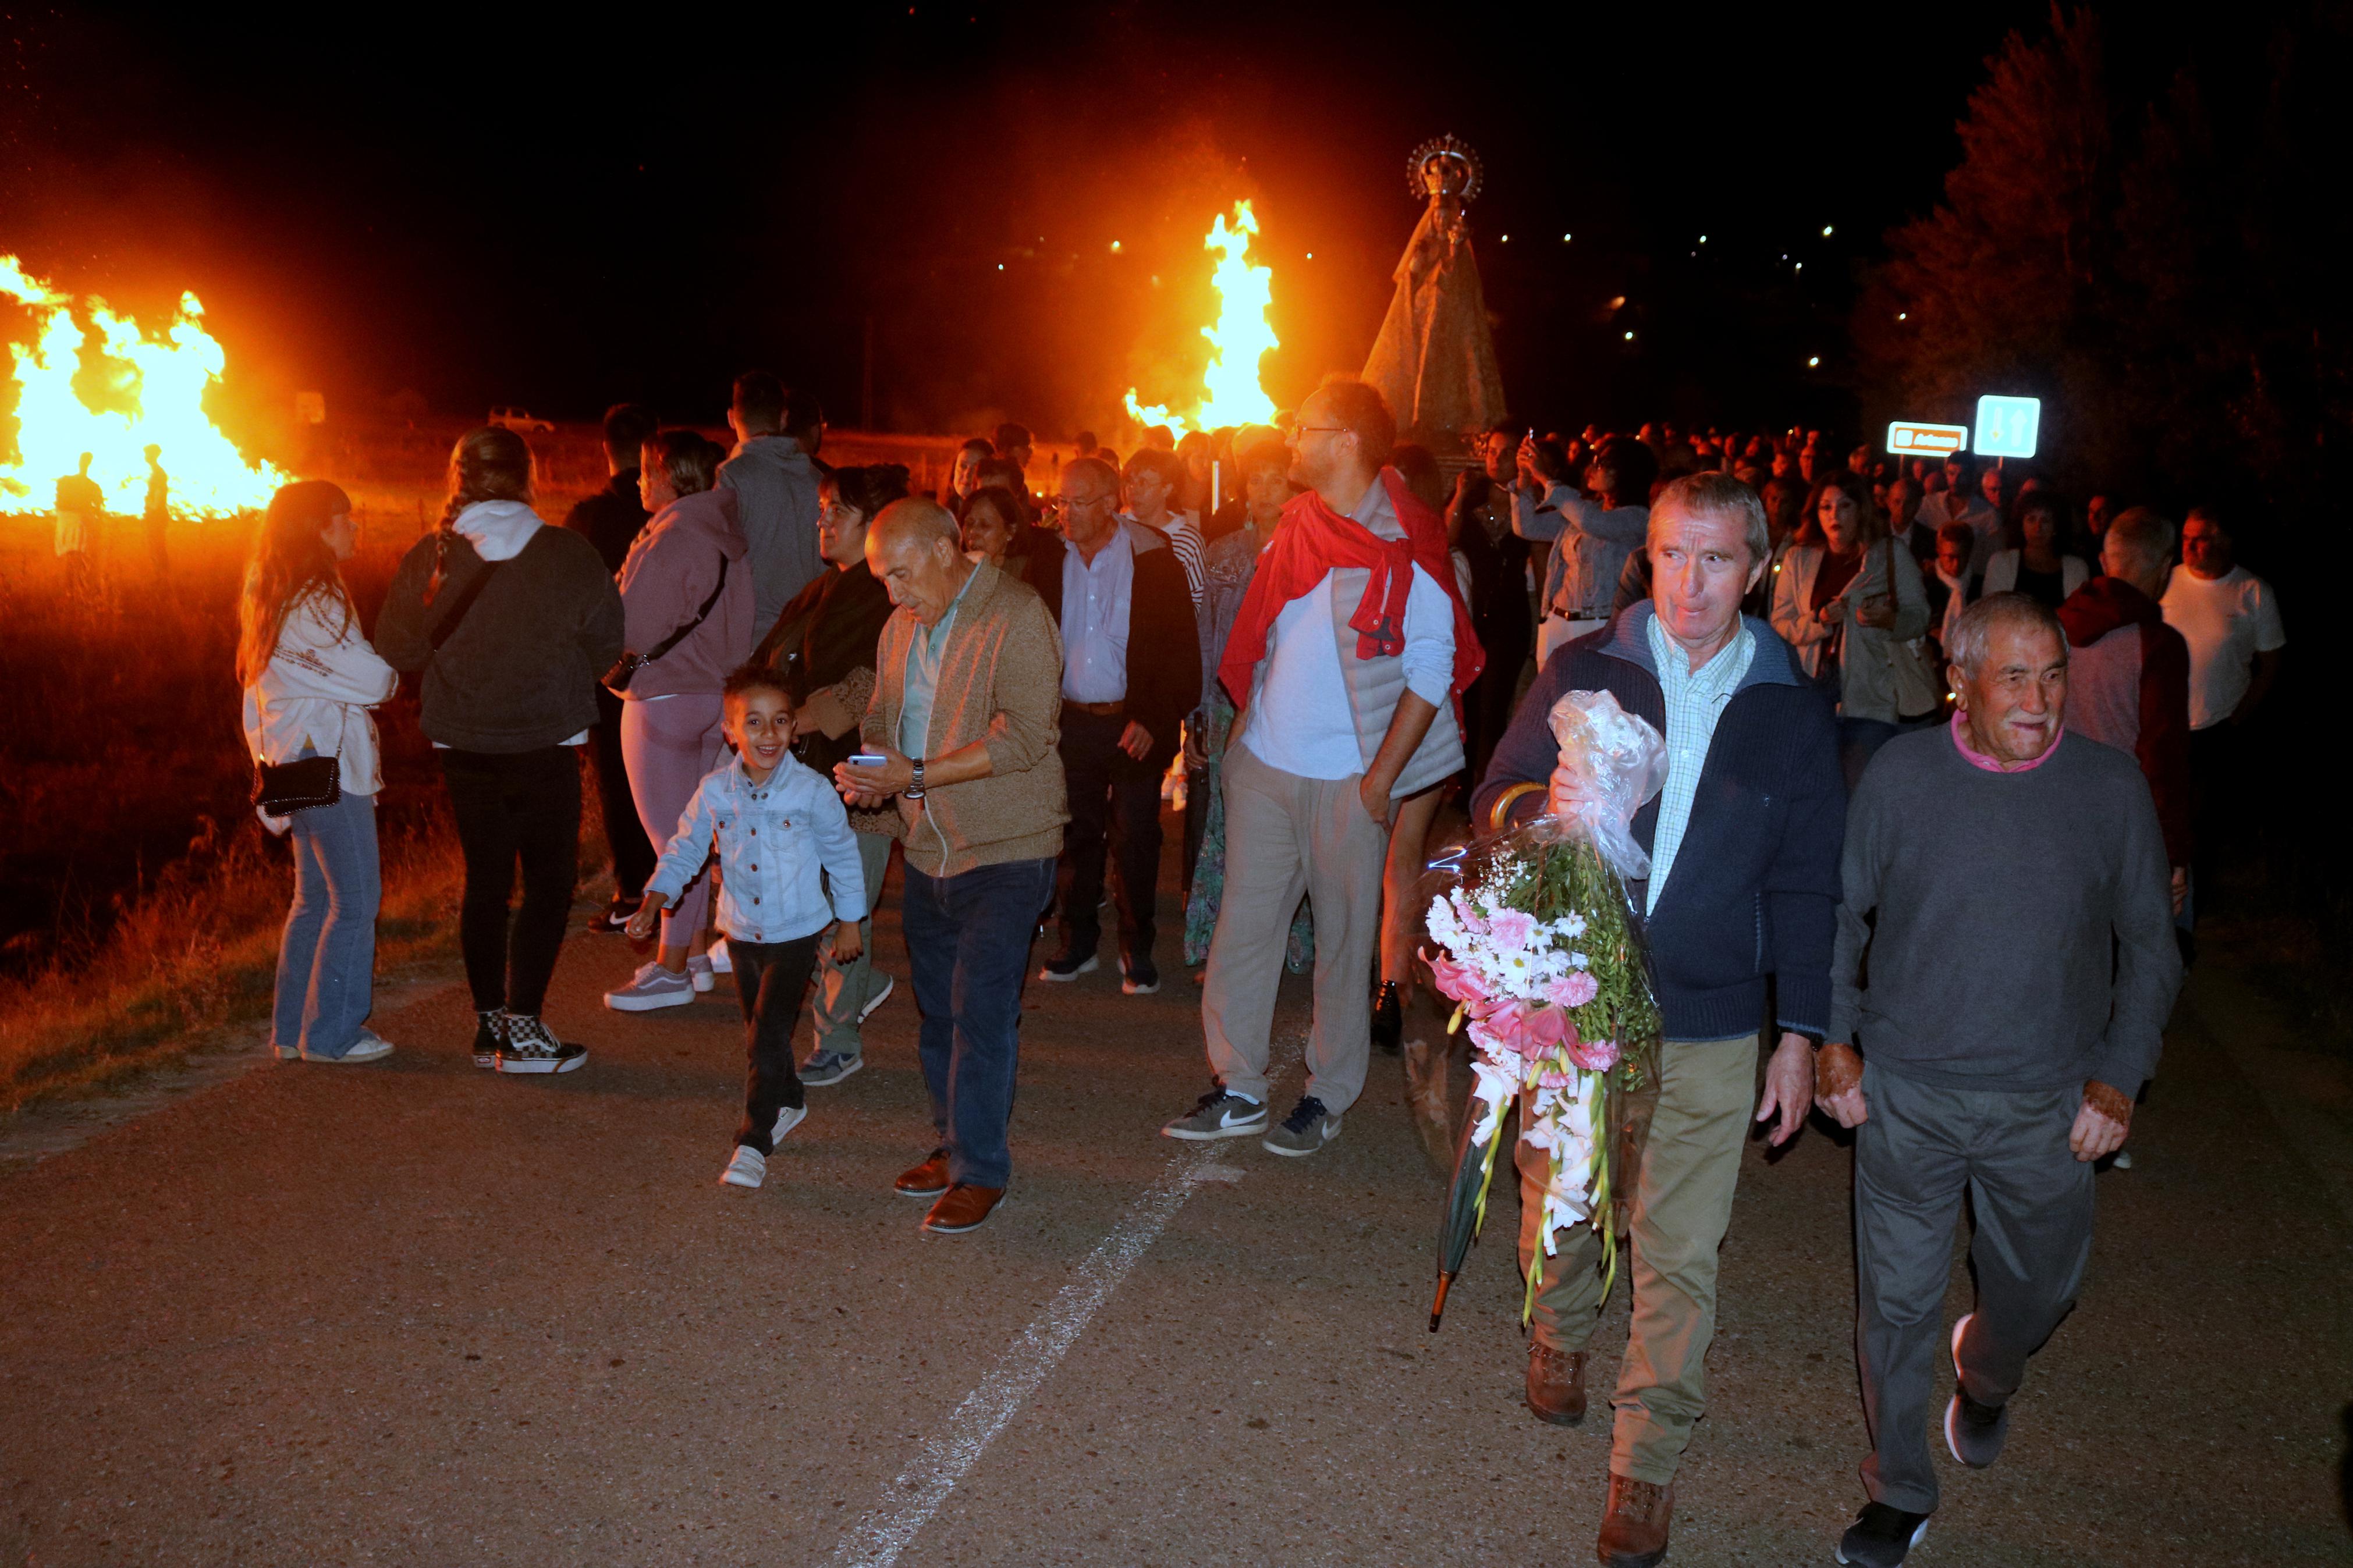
left=1219, top=467, right=1485, bottom=707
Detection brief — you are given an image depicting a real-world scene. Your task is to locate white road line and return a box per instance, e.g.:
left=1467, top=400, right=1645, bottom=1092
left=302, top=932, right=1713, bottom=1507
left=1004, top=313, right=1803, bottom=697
left=827, top=1142, right=1226, bottom=1568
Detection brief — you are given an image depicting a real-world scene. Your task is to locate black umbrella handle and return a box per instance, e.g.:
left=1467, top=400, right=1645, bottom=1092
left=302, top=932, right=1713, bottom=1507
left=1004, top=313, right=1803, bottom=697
left=1429, top=1270, right=1458, bottom=1332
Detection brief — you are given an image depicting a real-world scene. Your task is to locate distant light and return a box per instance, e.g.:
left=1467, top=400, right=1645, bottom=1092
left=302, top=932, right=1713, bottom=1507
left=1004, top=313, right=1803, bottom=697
left=1304, top=252, right=1314, bottom=259
left=995, top=263, right=1004, bottom=271
left=1109, top=240, right=1123, bottom=253
left=1698, top=234, right=1708, bottom=243
left=1795, top=262, right=1804, bottom=272
left=1807, top=356, right=1820, bottom=368
left=1623, top=330, right=1635, bottom=341
left=1562, top=233, right=1572, bottom=243
left=1608, top=295, right=1627, bottom=310
left=1822, top=225, right=1834, bottom=237
left=1897, top=312, right=1908, bottom=321
left=1500, top=234, right=1510, bottom=243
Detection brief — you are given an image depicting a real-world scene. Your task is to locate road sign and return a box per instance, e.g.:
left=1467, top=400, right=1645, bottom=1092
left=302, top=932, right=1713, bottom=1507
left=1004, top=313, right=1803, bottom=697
left=1974, top=396, right=2041, bottom=459
left=1886, top=421, right=1969, bottom=456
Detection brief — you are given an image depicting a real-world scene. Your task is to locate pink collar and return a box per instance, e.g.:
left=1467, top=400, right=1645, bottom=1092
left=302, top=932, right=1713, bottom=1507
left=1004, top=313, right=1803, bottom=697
left=1950, top=711, right=2061, bottom=773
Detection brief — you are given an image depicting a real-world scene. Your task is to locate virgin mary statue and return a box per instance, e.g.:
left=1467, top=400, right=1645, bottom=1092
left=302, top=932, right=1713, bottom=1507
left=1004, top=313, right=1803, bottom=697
left=1361, top=134, right=1507, bottom=450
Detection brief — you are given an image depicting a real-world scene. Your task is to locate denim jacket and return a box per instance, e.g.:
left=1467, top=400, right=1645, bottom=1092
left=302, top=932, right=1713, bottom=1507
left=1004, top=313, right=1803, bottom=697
left=645, top=753, right=867, bottom=945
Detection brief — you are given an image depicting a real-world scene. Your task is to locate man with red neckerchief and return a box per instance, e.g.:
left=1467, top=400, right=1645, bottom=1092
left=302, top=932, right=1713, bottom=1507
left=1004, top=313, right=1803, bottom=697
left=1162, top=375, right=1481, bottom=1158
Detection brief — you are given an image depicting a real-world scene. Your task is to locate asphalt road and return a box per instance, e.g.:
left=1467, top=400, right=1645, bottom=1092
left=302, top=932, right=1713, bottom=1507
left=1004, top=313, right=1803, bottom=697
left=2, top=832, right=2348, bottom=1567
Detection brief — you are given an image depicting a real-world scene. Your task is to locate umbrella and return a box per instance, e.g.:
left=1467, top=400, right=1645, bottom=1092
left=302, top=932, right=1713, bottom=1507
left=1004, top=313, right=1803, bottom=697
left=1428, top=1091, right=1507, bottom=1332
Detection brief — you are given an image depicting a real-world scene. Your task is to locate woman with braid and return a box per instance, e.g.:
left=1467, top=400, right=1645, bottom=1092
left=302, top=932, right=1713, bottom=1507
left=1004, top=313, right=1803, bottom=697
left=377, top=428, right=625, bottom=1073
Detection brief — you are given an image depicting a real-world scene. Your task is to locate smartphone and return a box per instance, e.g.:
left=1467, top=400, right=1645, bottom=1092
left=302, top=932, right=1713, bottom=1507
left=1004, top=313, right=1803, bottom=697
left=847, top=752, right=888, bottom=768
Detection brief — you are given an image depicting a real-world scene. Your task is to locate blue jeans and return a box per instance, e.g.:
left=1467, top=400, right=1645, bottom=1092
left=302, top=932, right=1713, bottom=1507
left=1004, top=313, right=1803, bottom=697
left=902, top=855, right=1055, bottom=1189
left=272, top=784, right=382, bottom=1058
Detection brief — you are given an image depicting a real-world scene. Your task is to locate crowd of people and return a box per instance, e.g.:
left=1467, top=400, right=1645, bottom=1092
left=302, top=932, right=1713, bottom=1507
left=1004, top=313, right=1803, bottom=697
left=231, top=369, right=2285, bottom=1566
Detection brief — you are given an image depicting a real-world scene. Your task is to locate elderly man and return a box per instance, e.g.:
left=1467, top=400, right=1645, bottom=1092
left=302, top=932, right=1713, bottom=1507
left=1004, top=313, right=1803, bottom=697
left=1165, top=375, right=1480, bottom=1157
left=1037, top=457, right=1200, bottom=993
left=1816, top=594, right=2180, bottom=1567
left=2057, top=508, right=2192, bottom=911
left=836, top=499, right=1067, bottom=1235
left=1470, top=471, right=1844, bottom=1568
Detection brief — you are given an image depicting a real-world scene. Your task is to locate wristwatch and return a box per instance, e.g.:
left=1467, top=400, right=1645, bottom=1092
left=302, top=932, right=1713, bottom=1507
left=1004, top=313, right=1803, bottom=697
left=906, top=758, right=927, bottom=801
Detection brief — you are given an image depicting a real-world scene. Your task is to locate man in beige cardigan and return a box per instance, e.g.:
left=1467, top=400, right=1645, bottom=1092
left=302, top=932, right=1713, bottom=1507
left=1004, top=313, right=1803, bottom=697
left=836, top=499, right=1067, bottom=1235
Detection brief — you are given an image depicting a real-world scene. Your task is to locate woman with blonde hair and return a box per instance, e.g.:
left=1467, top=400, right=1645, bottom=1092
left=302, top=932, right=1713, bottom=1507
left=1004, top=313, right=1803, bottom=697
left=377, top=427, right=624, bottom=1073
left=241, top=479, right=400, bottom=1062
left=1771, top=475, right=1932, bottom=788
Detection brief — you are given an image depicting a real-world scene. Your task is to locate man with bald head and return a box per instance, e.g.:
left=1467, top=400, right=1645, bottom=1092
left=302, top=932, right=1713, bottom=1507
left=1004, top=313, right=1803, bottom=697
left=835, top=498, right=1068, bottom=1235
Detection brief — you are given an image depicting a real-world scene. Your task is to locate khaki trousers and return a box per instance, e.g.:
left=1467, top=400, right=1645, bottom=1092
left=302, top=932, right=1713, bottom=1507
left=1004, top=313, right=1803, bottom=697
left=1518, top=1030, right=1760, bottom=1486
left=1199, top=741, right=1388, bottom=1115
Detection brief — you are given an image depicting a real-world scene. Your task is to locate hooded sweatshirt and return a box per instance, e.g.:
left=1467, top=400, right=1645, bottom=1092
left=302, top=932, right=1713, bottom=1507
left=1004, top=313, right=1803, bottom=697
left=2056, top=575, right=2192, bottom=867
left=718, top=434, right=823, bottom=628
left=377, top=500, right=626, bottom=752
left=615, top=486, right=756, bottom=701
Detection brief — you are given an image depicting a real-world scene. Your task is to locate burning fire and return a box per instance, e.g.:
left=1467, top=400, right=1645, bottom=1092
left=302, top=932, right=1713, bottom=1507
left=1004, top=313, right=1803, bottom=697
left=1123, top=200, right=1279, bottom=440
left=1, top=254, right=285, bottom=519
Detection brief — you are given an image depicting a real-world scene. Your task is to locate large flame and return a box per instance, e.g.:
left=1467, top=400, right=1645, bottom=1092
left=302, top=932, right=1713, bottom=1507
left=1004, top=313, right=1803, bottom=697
left=1124, top=200, right=1279, bottom=440
left=1, top=254, right=286, bottom=519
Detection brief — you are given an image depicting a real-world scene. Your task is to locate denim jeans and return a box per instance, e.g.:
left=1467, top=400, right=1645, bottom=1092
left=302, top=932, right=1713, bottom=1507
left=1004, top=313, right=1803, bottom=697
left=902, top=855, right=1055, bottom=1189
left=272, top=784, right=382, bottom=1058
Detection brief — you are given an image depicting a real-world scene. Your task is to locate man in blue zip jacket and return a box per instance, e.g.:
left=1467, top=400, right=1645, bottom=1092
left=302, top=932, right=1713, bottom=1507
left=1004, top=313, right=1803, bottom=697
left=1471, top=471, right=1845, bottom=1568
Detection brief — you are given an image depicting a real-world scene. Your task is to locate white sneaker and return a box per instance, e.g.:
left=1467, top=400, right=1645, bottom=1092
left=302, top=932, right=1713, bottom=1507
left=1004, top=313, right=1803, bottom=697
left=772, top=1104, right=808, bottom=1144
left=707, top=937, right=733, bottom=975
left=858, top=972, right=896, bottom=1022
left=688, top=954, right=716, bottom=994
left=304, top=1029, right=393, bottom=1064
left=605, top=962, right=695, bottom=1012
left=721, top=1146, right=766, bottom=1188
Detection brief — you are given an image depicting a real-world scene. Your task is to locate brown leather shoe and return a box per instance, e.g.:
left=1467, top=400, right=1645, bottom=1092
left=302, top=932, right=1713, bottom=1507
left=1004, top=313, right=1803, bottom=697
left=922, top=1183, right=1006, bottom=1234
left=1527, top=1343, right=1588, bottom=1425
left=1596, top=1472, right=1674, bottom=1567
left=894, top=1151, right=950, bottom=1198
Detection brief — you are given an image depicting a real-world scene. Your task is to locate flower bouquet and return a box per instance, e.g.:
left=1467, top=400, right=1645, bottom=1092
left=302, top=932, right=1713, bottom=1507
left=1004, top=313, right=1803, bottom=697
left=1424, top=689, right=1669, bottom=1328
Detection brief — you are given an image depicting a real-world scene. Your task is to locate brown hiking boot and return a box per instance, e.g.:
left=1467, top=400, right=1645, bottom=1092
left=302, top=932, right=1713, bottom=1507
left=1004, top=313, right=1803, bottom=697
left=922, top=1183, right=1006, bottom=1235
left=894, top=1151, right=950, bottom=1198
left=1526, top=1343, right=1588, bottom=1425
left=1596, top=1472, right=1674, bottom=1567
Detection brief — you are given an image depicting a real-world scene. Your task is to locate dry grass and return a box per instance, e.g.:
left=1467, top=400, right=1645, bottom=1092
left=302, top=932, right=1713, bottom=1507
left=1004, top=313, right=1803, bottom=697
left=0, top=493, right=607, bottom=1111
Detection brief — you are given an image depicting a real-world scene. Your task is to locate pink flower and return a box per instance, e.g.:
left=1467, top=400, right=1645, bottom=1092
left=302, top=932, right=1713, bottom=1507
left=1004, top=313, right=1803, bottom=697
left=1482, top=998, right=1530, bottom=1040
left=1424, top=949, right=1489, bottom=1007
left=1486, top=909, right=1539, bottom=951
left=1567, top=1034, right=1621, bottom=1073
left=1545, top=971, right=1600, bottom=1009
left=1537, top=1066, right=1574, bottom=1091
left=1520, top=1004, right=1573, bottom=1051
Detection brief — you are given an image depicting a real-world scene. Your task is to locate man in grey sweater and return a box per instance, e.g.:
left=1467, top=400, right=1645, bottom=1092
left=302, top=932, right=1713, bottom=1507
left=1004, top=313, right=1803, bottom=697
left=1816, top=593, right=2181, bottom=1568
left=719, top=371, right=825, bottom=629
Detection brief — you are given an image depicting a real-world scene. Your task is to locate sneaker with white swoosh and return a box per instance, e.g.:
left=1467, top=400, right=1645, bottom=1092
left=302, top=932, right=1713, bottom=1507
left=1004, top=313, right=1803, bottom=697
left=1160, top=1086, right=1268, bottom=1140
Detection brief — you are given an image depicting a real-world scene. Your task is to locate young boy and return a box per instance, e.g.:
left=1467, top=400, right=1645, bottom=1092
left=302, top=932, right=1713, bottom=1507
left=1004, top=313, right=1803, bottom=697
left=629, top=664, right=868, bottom=1188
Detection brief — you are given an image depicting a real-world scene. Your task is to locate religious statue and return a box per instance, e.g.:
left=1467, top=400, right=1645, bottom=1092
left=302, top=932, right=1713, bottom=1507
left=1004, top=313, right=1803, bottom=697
left=1361, top=134, right=1508, bottom=453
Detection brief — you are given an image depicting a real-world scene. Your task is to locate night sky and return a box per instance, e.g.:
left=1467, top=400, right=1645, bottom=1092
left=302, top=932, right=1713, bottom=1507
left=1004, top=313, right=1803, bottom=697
left=5, top=2, right=2093, bottom=440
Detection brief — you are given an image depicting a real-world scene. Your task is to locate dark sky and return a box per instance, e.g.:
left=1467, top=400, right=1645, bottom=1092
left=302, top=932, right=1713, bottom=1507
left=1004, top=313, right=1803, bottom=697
left=3, top=2, right=2070, bottom=441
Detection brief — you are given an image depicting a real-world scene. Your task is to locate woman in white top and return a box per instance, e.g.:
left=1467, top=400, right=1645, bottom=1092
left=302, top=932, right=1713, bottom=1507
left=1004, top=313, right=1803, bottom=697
left=239, top=481, right=400, bottom=1063
left=1980, top=491, right=2089, bottom=608
left=1771, top=476, right=1932, bottom=789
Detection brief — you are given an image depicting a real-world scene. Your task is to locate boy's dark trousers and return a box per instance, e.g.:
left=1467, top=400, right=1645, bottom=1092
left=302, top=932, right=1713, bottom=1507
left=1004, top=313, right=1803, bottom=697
left=733, top=933, right=824, bottom=1154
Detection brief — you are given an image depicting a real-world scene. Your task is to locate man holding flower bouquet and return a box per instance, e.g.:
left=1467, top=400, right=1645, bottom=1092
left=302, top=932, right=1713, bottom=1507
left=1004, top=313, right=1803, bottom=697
left=1472, top=472, right=1845, bottom=1568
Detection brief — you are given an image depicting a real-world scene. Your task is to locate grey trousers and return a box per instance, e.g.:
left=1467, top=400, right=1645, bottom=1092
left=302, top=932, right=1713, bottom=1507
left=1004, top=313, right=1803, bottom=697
left=1855, top=1061, right=2094, bottom=1513
left=811, top=830, right=895, bottom=1057
left=1199, top=741, right=1387, bottom=1115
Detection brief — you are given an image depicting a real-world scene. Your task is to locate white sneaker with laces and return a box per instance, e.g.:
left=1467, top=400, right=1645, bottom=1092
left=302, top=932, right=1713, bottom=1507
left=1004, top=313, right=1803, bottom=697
left=858, top=972, right=896, bottom=1022
left=688, top=954, right=716, bottom=994
left=721, top=1146, right=766, bottom=1188
left=304, top=1028, right=393, bottom=1064
left=707, top=937, right=733, bottom=975
left=772, top=1104, right=808, bottom=1144
left=605, top=961, right=695, bottom=1012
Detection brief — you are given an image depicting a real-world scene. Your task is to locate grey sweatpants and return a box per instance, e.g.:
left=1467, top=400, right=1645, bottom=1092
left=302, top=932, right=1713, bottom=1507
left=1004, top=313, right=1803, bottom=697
left=811, top=829, right=894, bottom=1057
left=1855, top=1061, right=2094, bottom=1513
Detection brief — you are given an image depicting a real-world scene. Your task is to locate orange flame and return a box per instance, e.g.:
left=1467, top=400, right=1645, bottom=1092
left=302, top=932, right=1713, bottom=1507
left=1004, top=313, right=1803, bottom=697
left=1124, top=200, right=1279, bottom=440
left=2, top=254, right=286, bottom=518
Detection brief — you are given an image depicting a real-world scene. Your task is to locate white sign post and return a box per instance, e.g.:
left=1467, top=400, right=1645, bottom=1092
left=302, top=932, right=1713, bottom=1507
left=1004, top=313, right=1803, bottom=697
left=1973, top=396, right=2042, bottom=460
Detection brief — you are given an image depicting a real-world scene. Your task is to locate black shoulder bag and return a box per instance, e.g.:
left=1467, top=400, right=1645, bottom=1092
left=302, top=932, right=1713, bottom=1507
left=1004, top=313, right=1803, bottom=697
left=605, top=554, right=730, bottom=694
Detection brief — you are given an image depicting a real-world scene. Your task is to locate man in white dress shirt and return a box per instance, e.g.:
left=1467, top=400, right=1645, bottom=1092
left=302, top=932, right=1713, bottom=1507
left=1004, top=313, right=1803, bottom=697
left=1162, top=376, right=1479, bottom=1157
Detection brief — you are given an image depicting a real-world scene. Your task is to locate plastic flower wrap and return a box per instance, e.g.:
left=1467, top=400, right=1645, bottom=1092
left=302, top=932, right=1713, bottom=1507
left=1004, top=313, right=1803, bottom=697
left=1424, top=688, right=1668, bottom=1321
